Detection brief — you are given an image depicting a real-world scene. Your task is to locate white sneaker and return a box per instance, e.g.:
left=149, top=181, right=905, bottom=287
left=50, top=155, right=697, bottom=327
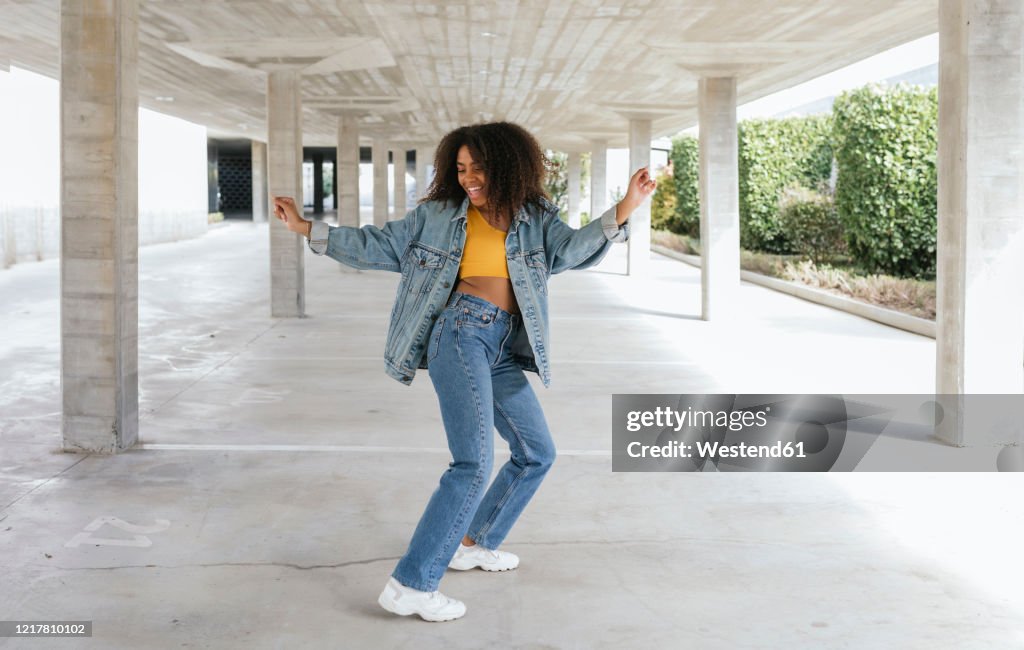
left=448, top=542, right=520, bottom=571
left=377, top=577, right=466, bottom=622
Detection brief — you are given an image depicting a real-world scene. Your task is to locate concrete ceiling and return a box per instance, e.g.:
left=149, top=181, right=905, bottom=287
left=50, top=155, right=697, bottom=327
left=1, top=1, right=937, bottom=150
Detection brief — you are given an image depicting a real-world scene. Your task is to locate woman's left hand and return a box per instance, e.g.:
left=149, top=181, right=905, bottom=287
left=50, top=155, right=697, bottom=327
left=617, top=167, right=657, bottom=222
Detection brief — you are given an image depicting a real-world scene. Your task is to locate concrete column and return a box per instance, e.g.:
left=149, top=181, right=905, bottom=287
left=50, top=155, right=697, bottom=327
left=331, top=157, right=337, bottom=211
left=626, top=119, right=652, bottom=276
left=266, top=70, right=304, bottom=318
left=590, top=140, right=607, bottom=222
left=207, top=142, right=219, bottom=213
left=372, top=139, right=388, bottom=227
left=337, top=114, right=359, bottom=227
left=312, top=152, right=324, bottom=214
left=251, top=140, right=268, bottom=222
left=566, top=151, right=581, bottom=228
left=393, top=147, right=407, bottom=219
left=698, top=77, right=740, bottom=321
left=60, top=0, right=139, bottom=452
left=415, top=145, right=435, bottom=199
left=936, top=0, right=1024, bottom=446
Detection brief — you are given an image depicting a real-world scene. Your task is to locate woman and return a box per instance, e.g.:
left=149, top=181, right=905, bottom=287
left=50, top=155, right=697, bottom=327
left=273, top=121, right=655, bottom=622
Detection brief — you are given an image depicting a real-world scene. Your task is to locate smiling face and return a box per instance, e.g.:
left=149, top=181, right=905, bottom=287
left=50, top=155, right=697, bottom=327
left=456, top=145, right=488, bottom=209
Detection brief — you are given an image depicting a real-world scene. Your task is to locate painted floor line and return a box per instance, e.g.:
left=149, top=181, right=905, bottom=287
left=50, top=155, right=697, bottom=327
left=137, top=443, right=612, bottom=456
left=239, top=357, right=693, bottom=365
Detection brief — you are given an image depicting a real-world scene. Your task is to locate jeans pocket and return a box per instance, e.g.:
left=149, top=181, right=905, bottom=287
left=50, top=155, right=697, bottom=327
left=427, top=315, right=446, bottom=365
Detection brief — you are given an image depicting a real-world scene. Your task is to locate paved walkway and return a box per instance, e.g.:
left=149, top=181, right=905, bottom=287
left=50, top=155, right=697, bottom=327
left=1, top=221, right=1021, bottom=648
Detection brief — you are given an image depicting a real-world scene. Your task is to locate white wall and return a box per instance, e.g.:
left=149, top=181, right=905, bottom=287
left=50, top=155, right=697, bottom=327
left=0, top=67, right=208, bottom=270
left=138, top=108, right=208, bottom=244
left=0, top=66, right=60, bottom=265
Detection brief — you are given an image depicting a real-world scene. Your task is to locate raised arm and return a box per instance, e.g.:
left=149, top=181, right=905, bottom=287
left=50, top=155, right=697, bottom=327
left=272, top=196, right=419, bottom=272
left=543, top=166, right=657, bottom=274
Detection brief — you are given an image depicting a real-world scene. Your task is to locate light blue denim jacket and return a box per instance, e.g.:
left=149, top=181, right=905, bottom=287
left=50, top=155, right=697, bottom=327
left=307, top=196, right=629, bottom=387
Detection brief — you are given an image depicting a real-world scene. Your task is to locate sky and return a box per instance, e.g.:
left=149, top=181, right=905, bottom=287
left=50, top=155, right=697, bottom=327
left=737, top=33, right=939, bottom=120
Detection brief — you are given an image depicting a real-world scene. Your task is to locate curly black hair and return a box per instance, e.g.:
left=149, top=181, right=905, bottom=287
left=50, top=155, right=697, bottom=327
left=420, top=121, right=552, bottom=220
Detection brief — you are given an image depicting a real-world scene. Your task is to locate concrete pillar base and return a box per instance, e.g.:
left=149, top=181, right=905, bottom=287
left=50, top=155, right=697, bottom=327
left=60, top=0, right=140, bottom=453
left=372, top=140, right=388, bottom=227
left=627, top=120, right=652, bottom=276
left=267, top=70, right=305, bottom=318
left=337, top=115, right=359, bottom=227
left=935, top=0, right=1024, bottom=445
left=698, top=77, right=741, bottom=322
left=590, top=141, right=607, bottom=223
left=393, top=147, right=407, bottom=219
left=567, top=151, right=581, bottom=228
left=251, top=140, right=268, bottom=222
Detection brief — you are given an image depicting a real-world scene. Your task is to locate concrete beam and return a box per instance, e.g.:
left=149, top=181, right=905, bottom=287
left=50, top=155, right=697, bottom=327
left=60, top=0, right=140, bottom=452
left=935, top=0, right=1024, bottom=445
left=626, top=119, right=652, bottom=276
left=337, top=115, right=359, bottom=227
left=266, top=70, right=304, bottom=318
left=698, top=77, right=741, bottom=321
left=250, top=140, right=268, bottom=222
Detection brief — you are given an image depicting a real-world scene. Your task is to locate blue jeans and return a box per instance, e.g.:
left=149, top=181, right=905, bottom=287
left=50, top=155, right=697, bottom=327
left=391, top=291, right=557, bottom=592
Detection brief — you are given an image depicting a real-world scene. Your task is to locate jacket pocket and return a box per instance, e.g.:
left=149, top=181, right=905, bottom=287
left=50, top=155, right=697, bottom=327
left=402, top=244, right=446, bottom=295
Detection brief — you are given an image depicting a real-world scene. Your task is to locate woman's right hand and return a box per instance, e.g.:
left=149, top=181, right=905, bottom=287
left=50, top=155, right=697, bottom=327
left=272, top=196, right=311, bottom=237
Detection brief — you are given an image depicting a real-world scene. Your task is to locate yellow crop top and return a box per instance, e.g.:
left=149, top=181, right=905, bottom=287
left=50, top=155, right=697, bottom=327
left=457, top=204, right=510, bottom=279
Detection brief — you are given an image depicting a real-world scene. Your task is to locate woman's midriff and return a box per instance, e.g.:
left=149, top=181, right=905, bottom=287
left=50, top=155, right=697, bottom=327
left=454, top=276, right=520, bottom=315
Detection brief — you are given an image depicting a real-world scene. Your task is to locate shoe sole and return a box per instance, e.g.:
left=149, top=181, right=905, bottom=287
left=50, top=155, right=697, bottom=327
left=448, top=560, right=519, bottom=572
left=377, top=592, right=465, bottom=622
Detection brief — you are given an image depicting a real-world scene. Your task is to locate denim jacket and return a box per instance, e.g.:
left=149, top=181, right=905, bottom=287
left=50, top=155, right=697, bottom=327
left=307, top=196, right=629, bottom=387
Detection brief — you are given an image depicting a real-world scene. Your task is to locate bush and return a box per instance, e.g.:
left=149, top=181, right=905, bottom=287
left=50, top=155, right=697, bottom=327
left=738, top=116, right=833, bottom=253
left=650, top=169, right=678, bottom=232
left=668, top=135, right=700, bottom=237
left=832, top=83, right=937, bottom=278
left=543, top=150, right=568, bottom=218
left=778, top=185, right=845, bottom=262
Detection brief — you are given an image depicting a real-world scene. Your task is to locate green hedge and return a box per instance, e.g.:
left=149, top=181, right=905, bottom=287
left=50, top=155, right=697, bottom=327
left=778, top=185, right=845, bottom=262
left=668, top=135, right=700, bottom=237
left=738, top=115, right=833, bottom=253
left=543, top=150, right=568, bottom=218
left=832, top=83, right=937, bottom=278
left=650, top=169, right=678, bottom=233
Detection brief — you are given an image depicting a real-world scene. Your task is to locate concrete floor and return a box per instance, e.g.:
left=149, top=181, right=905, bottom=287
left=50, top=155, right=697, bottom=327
left=1, top=221, right=1022, bottom=649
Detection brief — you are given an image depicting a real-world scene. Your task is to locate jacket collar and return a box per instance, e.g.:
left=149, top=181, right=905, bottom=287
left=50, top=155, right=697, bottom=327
left=449, top=196, right=535, bottom=224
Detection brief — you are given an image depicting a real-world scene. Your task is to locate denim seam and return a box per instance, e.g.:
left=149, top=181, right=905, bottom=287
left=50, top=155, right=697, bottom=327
left=427, top=316, right=446, bottom=364
left=424, top=320, right=489, bottom=588
left=476, top=398, right=534, bottom=543
left=477, top=464, right=530, bottom=545
left=490, top=323, right=515, bottom=369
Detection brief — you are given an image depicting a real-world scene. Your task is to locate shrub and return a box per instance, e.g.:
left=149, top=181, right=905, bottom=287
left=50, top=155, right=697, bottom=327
left=778, top=184, right=845, bottom=262
left=650, top=169, right=678, bottom=232
left=832, top=83, right=937, bottom=278
left=738, top=115, right=833, bottom=253
left=668, top=135, right=700, bottom=237
left=543, top=150, right=568, bottom=218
